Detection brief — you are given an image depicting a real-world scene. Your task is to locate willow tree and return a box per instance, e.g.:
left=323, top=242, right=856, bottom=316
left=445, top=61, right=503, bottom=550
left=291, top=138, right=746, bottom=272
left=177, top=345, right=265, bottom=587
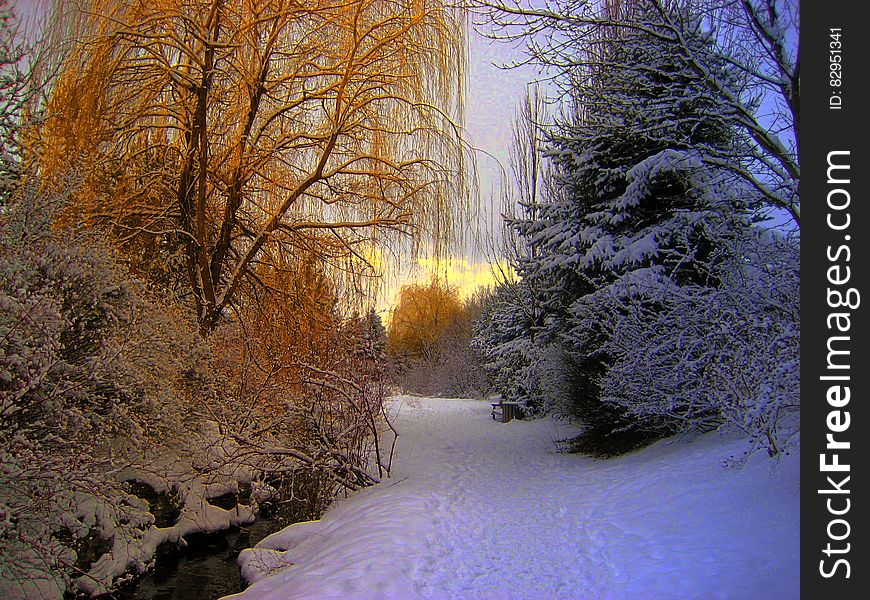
left=36, top=0, right=468, bottom=332
left=387, top=279, right=464, bottom=362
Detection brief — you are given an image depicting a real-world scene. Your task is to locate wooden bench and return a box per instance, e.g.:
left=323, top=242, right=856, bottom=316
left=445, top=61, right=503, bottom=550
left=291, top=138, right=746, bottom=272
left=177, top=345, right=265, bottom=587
left=491, top=400, right=524, bottom=423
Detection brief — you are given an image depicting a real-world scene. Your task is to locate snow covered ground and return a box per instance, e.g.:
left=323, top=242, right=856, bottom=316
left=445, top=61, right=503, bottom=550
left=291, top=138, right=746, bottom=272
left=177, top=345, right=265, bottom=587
left=227, top=396, right=799, bottom=600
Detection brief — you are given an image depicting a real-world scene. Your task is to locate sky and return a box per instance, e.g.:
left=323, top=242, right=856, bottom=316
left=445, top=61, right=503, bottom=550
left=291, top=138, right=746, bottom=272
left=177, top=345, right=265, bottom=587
left=376, top=17, right=544, bottom=313
left=11, top=0, right=41, bottom=24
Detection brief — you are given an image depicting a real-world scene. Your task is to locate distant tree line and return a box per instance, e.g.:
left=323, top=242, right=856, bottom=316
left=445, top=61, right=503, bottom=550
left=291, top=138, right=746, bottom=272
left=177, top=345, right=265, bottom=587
left=386, top=279, right=491, bottom=398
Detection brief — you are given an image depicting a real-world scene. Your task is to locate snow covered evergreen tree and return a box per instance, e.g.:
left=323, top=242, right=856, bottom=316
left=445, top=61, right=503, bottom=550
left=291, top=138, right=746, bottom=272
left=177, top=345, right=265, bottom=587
left=509, top=3, right=747, bottom=434
left=478, top=0, right=799, bottom=456
left=596, top=228, right=799, bottom=459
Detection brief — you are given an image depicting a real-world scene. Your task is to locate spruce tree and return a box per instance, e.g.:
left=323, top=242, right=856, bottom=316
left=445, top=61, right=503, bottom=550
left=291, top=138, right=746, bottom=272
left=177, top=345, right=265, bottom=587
left=512, top=3, right=761, bottom=442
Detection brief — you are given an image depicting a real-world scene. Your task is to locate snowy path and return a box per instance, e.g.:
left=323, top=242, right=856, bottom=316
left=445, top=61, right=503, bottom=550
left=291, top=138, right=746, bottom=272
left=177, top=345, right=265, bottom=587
left=227, top=396, right=799, bottom=600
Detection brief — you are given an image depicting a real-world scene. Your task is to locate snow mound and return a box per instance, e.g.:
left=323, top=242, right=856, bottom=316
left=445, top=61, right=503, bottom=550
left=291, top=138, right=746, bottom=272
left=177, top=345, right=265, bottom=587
left=227, top=396, right=798, bottom=600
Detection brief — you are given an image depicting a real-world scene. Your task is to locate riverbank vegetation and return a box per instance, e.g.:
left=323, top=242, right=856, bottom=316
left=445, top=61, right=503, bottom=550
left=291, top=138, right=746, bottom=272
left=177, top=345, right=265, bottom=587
left=1, top=0, right=468, bottom=595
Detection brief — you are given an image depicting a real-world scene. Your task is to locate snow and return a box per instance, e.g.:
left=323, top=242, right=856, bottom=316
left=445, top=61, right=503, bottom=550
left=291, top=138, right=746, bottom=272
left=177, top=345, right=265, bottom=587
left=228, top=395, right=799, bottom=600
left=77, top=472, right=258, bottom=596
left=74, top=423, right=266, bottom=596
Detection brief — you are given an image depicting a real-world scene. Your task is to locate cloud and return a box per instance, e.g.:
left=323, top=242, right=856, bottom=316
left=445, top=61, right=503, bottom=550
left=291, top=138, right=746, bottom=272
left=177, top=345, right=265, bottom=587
left=377, top=256, right=515, bottom=315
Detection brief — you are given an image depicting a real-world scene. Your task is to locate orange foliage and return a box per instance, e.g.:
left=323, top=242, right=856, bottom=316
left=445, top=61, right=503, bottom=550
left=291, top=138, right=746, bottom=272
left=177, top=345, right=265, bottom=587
left=387, top=279, right=465, bottom=361
left=212, top=251, right=339, bottom=413
left=33, top=0, right=469, bottom=331
left=210, top=251, right=392, bottom=486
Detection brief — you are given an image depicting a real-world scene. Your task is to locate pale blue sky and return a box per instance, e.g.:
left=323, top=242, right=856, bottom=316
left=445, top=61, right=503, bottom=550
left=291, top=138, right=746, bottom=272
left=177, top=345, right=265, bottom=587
left=465, top=29, right=537, bottom=204
left=457, top=21, right=546, bottom=262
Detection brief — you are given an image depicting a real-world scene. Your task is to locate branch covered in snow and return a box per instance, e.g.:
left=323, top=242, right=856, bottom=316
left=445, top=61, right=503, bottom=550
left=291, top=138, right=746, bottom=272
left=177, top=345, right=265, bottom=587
left=473, top=0, right=799, bottom=224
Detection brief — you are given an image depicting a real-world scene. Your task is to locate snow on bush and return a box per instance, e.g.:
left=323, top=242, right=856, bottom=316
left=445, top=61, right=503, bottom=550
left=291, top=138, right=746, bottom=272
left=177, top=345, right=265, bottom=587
left=0, top=186, right=216, bottom=597
left=589, top=228, right=799, bottom=459
left=1, top=182, right=397, bottom=596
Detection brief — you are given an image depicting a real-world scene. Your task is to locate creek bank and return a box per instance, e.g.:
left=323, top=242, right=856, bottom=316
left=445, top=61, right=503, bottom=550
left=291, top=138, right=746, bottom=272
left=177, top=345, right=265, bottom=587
left=118, top=474, right=331, bottom=600
left=62, top=472, right=333, bottom=599
left=113, top=517, right=278, bottom=600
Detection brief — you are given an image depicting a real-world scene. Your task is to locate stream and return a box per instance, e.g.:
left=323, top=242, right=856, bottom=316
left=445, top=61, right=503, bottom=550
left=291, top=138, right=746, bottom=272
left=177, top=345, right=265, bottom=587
left=118, top=517, right=277, bottom=600
left=98, top=474, right=328, bottom=600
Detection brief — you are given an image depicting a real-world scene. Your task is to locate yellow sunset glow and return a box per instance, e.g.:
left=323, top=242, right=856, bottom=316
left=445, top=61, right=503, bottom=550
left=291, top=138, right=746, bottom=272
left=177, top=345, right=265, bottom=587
left=377, top=256, right=515, bottom=317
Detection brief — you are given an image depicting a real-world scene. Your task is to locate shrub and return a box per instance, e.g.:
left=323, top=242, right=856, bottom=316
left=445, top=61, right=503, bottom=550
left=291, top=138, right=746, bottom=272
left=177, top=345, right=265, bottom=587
left=0, top=186, right=212, bottom=597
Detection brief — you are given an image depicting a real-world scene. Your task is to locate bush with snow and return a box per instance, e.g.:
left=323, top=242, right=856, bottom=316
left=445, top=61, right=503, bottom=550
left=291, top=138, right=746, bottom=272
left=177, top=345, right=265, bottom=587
left=590, top=228, right=799, bottom=458
left=0, top=186, right=217, bottom=597
left=0, top=183, right=396, bottom=597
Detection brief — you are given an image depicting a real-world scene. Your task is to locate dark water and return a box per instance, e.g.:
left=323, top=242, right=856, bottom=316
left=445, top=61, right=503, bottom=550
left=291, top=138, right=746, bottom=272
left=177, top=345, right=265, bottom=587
left=110, top=474, right=328, bottom=600
left=120, top=517, right=277, bottom=600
